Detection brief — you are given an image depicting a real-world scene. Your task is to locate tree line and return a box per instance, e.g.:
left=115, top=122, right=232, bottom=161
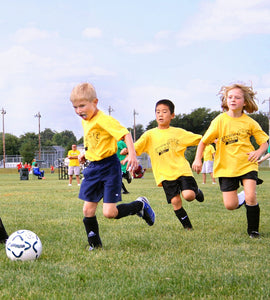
left=0, top=107, right=268, bottom=164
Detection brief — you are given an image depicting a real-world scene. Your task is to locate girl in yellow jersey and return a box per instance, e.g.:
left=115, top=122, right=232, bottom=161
left=193, top=83, right=268, bottom=238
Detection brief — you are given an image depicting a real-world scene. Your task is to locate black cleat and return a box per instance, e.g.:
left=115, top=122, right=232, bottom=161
left=249, top=231, right=260, bottom=239
left=195, top=189, right=204, bottom=202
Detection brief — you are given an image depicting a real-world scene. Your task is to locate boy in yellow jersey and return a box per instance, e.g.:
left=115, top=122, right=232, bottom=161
left=67, top=144, right=81, bottom=186
left=193, top=83, right=268, bottom=238
left=123, top=99, right=204, bottom=230
left=201, top=143, right=216, bottom=184
left=70, top=83, right=155, bottom=251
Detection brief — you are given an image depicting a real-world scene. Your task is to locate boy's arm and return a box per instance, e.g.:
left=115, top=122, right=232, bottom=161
left=78, top=150, right=86, bottom=164
left=122, top=133, right=138, bottom=171
left=192, top=141, right=207, bottom=174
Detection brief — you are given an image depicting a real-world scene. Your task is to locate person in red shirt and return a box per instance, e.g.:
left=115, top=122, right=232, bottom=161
left=17, top=162, right=22, bottom=172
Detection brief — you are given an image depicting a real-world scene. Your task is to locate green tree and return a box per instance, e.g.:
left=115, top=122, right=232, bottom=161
left=41, top=128, right=56, bottom=146
left=0, top=133, right=20, bottom=155
left=19, top=132, right=39, bottom=148
left=129, top=124, right=145, bottom=141
left=77, top=136, right=84, bottom=144
left=20, top=141, right=35, bottom=163
left=52, top=130, right=77, bottom=148
left=146, top=107, right=220, bottom=134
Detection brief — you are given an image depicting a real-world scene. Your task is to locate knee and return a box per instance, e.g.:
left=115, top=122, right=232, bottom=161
left=103, top=208, right=118, bottom=219
left=182, top=191, right=196, bottom=202
left=83, top=207, right=95, bottom=217
left=224, top=203, right=238, bottom=210
left=103, top=211, right=117, bottom=219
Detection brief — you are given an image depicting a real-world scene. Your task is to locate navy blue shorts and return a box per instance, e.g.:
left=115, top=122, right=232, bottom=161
left=79, top=154, right=122, bottom=203
left=162, top=176, right=199, bottom=204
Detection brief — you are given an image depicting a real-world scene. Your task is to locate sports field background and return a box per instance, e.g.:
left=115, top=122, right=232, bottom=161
left=0, top=168, right=269, bottom=299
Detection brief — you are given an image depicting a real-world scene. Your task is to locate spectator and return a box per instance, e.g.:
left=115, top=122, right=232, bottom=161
left=67, top=144, right=81, bottom=186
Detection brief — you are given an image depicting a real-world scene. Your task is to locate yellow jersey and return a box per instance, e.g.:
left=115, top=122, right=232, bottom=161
left=82, top=110, right=128, bottom=161
left=203, top=144, right=215, bottom=162
left=202, top=112, right=269, bottom=177
left=68, top=149, right=80, bottom=167
left=135, top=127, right=202, bottom=186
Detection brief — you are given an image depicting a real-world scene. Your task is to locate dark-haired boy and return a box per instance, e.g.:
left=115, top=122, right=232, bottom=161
left=123, top=99, right=204, bottom=230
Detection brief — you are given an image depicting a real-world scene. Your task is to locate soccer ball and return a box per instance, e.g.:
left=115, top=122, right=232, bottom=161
left=5, top=230, right=42, bottom=261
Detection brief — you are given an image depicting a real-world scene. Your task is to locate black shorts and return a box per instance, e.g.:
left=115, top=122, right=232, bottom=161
left=218, top=171, right=258, bottom=192
left=162, top=176, right=198, bottom=204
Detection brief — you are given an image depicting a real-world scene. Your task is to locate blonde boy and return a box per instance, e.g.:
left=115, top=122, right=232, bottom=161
left=70, top=83, right=155, bottom=250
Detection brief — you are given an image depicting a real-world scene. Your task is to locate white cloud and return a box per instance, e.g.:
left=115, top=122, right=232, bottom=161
left=177, top=0, right=270, bottom=46
left=82, top=27, right=102, bottom=38
left=12, top=27, right=57, bottom=43
left=113, top=39, right=165, bottom=54
left=113, top=31, right=171, bottom=54
left=155, top=30, right=173, bottom=40
left=119, top=82, right=219, bottom=128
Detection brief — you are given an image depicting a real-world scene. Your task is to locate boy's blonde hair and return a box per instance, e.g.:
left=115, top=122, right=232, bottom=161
left=219, top=83, right=258, bottom=113
left=70, top=83, right=97, bottom=103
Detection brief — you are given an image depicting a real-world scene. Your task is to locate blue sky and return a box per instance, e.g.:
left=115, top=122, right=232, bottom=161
left=1, top=0, right=270, bottom=139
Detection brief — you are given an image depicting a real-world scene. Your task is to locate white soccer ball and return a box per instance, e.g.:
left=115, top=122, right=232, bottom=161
left=5, top=230, right=42, bottom=261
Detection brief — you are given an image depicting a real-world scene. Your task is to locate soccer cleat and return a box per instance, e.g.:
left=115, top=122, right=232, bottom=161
left=136, top=197, right=155, bottom=226
left=249, top=231, right=260, bottom=239
left=195, top=189, right=204, bottom=202
left=126, top=172, right=132, bottom=184
left=88, top=244, right=102, bottom=251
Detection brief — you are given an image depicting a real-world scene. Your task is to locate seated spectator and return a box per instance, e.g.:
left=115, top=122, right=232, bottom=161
left=33, top=163, right=45, bottom=179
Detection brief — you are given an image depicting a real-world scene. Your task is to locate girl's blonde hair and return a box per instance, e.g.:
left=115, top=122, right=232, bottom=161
left=219, top=83, right=258, bottom=113
left=70, top=83, right=97, bottom=103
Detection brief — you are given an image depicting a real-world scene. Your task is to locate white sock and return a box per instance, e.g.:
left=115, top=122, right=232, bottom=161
left=237, top=191, right=245, bottom=206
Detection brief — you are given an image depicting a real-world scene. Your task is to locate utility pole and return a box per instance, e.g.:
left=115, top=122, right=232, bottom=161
left=108, top=106, right=114, bottom=115
left=133, top=109, right=138, bottom=142
left=1, top=108, right=6, bottom=168
left=35, top=112, right=41, bottom=160
left=262, top=97, right=270, bottom=167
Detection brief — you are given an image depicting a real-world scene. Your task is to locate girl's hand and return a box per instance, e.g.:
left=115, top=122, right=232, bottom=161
left=247, top=150, right=261, bottom=162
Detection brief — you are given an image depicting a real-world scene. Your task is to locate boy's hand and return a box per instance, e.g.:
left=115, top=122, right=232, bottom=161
left=120, top=148, right=128, bottom=155
left=122, top=153, right=138, bottom=173
left=192, top=159, right=202, bottom=174
left=78, top=153, right=86, bottom=164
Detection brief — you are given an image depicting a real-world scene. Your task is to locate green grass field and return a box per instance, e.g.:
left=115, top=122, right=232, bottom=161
left=0, top=168, right=270, bottom=299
